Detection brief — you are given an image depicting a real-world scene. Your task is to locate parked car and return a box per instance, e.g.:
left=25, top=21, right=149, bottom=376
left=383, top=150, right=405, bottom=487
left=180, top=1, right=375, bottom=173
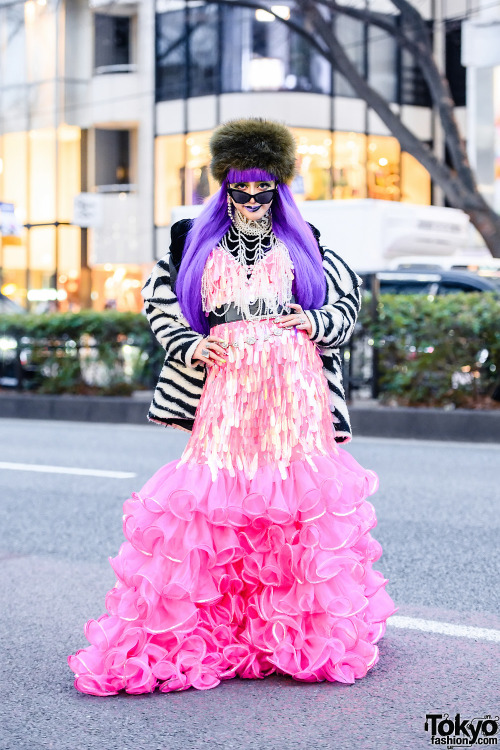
left=0, top=292, right=26, bottom=314
left=344, top=269, right=500, bottom=400
left=0, top=294, right=29, bottom=387
left=388, top=254, right=500, bottom=276
left=359, top=269, right=500, bottom=296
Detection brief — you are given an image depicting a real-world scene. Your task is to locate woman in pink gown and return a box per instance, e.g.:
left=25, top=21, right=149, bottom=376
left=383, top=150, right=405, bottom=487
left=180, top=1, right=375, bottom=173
left=68, top=118, right=397, bottom=695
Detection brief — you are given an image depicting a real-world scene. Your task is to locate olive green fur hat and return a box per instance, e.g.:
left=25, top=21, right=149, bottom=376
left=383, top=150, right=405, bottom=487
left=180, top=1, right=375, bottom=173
left=209, top=118, right=297, bottom=184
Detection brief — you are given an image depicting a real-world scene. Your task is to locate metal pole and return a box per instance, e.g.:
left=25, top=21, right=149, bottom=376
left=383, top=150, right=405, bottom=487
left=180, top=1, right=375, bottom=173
left=25, top=119, right=31, bottom=312
left=54, top=0, right=62, bottom=310
left=182, top=0, right=189, bottom=206
left=370, top=273, right=380, bottom=400
left=80, top=129, right=92, bottom=308
left=25, top=5, right=32, bottom=312
left=152, top=0, right=157, bottom=261
left=431, top=0, right=445, bottom=207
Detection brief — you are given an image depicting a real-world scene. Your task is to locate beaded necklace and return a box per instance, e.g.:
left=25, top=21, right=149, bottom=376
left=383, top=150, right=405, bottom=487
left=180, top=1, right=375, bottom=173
left=202, top=210, right=294, bottom=321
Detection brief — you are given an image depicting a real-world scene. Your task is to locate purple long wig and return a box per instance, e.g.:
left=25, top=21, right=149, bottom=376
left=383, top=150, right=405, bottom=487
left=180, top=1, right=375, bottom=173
left=176, top=168, right=327, bottom=335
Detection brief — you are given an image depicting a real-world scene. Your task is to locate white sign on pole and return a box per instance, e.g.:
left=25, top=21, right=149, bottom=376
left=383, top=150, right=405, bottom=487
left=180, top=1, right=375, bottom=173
left=72, top=193, right=103, bottom=228
left=0, top=202, right=22, bottom=236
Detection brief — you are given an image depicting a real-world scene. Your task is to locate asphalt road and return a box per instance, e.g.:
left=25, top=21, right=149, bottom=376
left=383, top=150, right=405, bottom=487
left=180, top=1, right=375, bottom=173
left=0, top=419, right=498, bottom=750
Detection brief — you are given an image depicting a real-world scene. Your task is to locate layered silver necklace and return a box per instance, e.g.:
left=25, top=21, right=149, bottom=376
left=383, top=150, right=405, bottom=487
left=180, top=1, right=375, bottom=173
left=205, top=209, right=294, bottom=321
left=219, top=209, right=275, bottom=270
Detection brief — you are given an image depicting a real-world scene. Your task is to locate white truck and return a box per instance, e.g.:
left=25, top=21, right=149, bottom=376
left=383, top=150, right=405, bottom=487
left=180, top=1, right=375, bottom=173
left=295, top=198, right=483, bottom=272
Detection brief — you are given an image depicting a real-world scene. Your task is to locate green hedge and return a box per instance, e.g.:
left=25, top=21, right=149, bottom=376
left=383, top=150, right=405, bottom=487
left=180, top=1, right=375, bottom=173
left=358, top=292, right=500, bottom=407
left=1, top=293, right=499, bottom=406
left=0, top=311, right=162, bottom=395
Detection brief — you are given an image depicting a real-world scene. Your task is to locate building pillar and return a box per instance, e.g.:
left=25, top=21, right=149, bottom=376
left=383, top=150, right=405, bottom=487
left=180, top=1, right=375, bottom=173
left=463, top=0, right=500, bottom=211
left=432, top=0, right=446, bottom=207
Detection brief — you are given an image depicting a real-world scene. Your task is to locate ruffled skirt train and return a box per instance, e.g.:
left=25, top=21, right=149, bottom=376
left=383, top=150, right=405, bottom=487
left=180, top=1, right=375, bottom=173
left=68, top=450, right=397, bottom=695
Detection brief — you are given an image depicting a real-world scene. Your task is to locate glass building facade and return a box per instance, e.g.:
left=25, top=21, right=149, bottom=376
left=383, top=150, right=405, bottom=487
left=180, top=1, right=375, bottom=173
left=155, top=4, right=446, bottom=106
left=0, top=125, right=82, bottom=311
left=156, top=4, right=332, bottom=101
left=0, top=0, right=83, bottom=311
left=0, top=0, right=470, bottom=312
left=154, top=3, right=434, bottom=225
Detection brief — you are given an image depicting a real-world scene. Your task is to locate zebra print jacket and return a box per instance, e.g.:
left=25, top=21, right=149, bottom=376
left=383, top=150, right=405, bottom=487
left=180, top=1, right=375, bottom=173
left=141, top=219, right=363, bottom=443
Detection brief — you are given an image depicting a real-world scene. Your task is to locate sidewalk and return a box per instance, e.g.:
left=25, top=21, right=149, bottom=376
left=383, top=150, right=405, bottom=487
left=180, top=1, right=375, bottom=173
left=1, top=391, right=499, bottom=442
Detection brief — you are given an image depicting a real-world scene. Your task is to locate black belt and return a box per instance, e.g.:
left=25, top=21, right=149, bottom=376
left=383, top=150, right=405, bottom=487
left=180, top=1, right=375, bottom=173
left=208, top=297, right=296, bottom=328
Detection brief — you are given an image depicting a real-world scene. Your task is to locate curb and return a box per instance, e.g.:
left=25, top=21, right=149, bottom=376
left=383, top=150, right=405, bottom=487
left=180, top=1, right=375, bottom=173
left=0, top=392, right=499, bottom=442
left=349, top=403, right=500, bottom=443
left=0, top=393, right=147, bottom=425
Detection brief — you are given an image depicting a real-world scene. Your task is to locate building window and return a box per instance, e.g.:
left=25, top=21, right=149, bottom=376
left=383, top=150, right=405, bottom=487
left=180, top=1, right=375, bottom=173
left=155, top=131, right=217, bottom=225
left=0, top=128, right=81, bottom=310
left=224, top=6, right=331, bottom=94
left=156, top=134, right=184, bottom=224
left=188, top=4, right=219, bottom=97
left=29, top=128, right=56, bottom=223
left=155, top=5, right=332, bottom=101
left=94, top=14, right=132, bottom=73
left=288, top=26, right=332, bottom=94
left=367, top=136, right=400, bottom=201
left=400, top=20, right=432, bottom=106
left=95, top=129, right=132, bottom=191
left=91, top=264, right=144, bottom=312
left=156, top=9, right=187, bottom=101
left=334, top=15, right=365, bottom=98
left=445, top=20, right=466, bottom=107
left=292, top=129, right=333, bottom=201
left=368, top=15, right=397, bottom=103
left=333, top=133, right=367, bottom=199
left=154, top=129, right=431, bottom=226
left=401, top=151, right=431, bottom=204
left=156, top=5, right=219, bottom=101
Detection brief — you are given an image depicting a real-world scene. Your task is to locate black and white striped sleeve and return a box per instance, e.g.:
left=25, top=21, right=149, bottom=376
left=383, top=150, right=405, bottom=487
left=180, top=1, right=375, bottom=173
left=304, top=247, right=363, bottom=349
left=141, top=252, right=204, bottom=369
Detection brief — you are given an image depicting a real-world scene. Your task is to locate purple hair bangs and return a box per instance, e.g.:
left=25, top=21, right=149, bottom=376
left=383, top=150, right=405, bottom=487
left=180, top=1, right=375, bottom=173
left=227, top=167, right=277, bottom=183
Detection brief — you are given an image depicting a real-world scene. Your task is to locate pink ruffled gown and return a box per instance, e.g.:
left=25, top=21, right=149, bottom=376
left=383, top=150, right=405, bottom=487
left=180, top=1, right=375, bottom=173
left=68, top=243, right=397, bottom=695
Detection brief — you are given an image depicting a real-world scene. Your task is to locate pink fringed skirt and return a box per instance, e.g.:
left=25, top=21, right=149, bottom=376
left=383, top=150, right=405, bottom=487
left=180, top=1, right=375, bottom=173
left=68, top=318, right=397, bottom=696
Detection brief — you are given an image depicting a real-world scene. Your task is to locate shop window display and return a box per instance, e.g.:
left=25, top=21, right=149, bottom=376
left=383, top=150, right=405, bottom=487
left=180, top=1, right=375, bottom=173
left=400, top=151, right=431, bottom=205
left=292, top=129, right=333, bottom=201
left=91, top=264, right=145, bottom=312
left=333, top=133, right=367, bottom=200
left=367, top=136, right=400, bottom=201
left=0, top=127, right=81, bottom=310
left=155, top=129, right=430, bottom=225
left=334, top=15, right=364, bottom=99
left=155, top=131, right=217, bottom=225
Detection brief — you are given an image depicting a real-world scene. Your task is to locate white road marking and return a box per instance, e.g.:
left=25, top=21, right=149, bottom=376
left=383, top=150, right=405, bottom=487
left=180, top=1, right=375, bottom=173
left=0, top=462, right=136, bottom=479
left=388, top=615, right=500, bottom=643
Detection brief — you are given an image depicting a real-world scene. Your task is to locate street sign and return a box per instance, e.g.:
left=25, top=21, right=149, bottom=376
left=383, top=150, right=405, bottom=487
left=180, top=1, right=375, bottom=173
left=0, top=202, right=22, bottom=237
left=72, top=193, right=103, bottom=228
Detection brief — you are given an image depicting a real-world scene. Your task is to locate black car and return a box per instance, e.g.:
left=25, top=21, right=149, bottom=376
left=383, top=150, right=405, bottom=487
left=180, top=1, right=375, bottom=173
left=359, top=269, right=500, bottom=296
left=0, top=293, right=30, bottom=387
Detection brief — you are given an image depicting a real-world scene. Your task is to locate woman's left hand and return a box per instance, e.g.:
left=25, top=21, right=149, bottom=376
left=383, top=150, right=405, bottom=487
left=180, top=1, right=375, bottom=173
left=275, top=303, right=313, bottom=335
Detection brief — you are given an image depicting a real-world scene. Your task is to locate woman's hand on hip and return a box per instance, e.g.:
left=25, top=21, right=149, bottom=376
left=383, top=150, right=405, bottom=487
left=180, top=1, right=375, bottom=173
left=275, top=303, right=313, bottom=335
left=192, top=335, right=227, bottom=367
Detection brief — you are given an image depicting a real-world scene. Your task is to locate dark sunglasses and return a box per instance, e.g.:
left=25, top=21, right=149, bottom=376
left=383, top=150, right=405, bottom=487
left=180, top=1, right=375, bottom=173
left=227, top=187, right=277, bottom=205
